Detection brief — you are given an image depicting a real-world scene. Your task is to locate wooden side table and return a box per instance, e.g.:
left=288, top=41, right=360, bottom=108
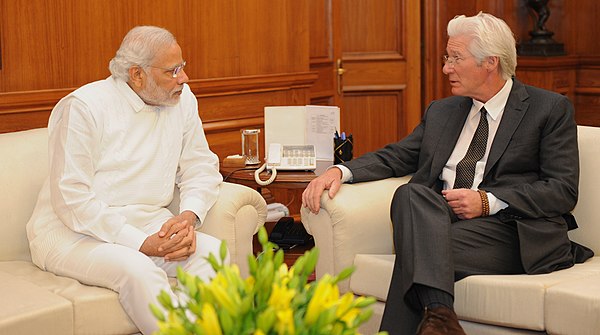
left=220, top=160, right=332, bottom=270
left=220, top=160, right=333, bottom=221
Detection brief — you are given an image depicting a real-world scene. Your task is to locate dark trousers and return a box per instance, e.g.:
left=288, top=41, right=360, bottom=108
left=379, top=183, right=526, bottom=335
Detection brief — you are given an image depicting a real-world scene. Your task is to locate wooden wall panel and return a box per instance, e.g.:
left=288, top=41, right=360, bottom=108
left=0, top=0, right=316, bottom=162
left=342, top=0, right=400, bottom=54
left=308, top=0, right=342, bottom=107
left=575, top=59, right=600, bottom=126
left=339, top=0, right=420, bottom=156
left=343, top=93, right=402, bottom=156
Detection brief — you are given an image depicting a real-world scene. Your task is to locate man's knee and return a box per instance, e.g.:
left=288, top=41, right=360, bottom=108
left=392, top=183, right=439, bottom=206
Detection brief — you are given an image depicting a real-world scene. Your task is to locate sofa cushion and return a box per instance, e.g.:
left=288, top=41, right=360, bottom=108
left=0, top=261, right=138, bottom=334
left=569, top=126, right=600, bottom=253
left=0, top=128, right=48, bottom=262
left=455, top=257, right=600, bottom=331
left=350, top=254, right=394, bottom=301
left=0, top=271, right=73, bottom=335
left=350, top=254, right=600, bottom=331
left=545, top=269, right=600, bottom=335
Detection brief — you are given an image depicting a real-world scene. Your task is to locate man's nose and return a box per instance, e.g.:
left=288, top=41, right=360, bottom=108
left=442, top=63, right=454, bottom=75
left=177, top=69, right=189, bottom=84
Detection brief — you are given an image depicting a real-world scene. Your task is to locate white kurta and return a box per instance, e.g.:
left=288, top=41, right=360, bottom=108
left=25, top=77, right=224, bottom=334
left=27, top=76, right=222, bottom=269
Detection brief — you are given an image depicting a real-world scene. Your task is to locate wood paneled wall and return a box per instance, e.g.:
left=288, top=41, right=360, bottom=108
left=3, top=0, right=600, bottom=160
left=423, top=0, right=600, bottom=127
left=0, top=0, right=317, bottom=161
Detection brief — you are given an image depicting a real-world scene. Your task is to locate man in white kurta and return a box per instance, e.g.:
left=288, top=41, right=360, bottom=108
left=26, top=26, right=223, bottom=335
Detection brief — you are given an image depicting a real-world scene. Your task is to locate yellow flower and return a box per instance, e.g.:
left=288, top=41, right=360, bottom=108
left=196, top=303, right=223, bottom=335
left=275, top=308, right=295, bottom=335
left=152, top=228, right=383, bottom=335
left=209, top=281, right=240, bottom=317
left=304, top=275, right=340, bottom=325
left=268, top=283, right=296, bottom=310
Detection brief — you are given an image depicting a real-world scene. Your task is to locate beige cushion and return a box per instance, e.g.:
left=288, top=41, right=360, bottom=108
left=455, top=257, right=600, bottom=330
left=0, top=128, right=48, bottom=262
left=350, top=254, right=600, bottom=331
left=0, top=271, right=72, bottom=335
left=545, top=271, right=600, bottom=335
left=0, top=261, right=137, bottom=334
left=570, top=126, right=600, bottom=253
left=350, top=254, right=394, bottom=301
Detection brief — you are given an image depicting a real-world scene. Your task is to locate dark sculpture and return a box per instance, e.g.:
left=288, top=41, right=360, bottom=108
left=528, top=0, right=552, bottom=40
left=518, top=0, right=565, bottom=56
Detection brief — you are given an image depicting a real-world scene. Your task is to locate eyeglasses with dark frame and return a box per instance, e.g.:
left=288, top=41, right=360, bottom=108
left=149, top=61, right=187, bottom=78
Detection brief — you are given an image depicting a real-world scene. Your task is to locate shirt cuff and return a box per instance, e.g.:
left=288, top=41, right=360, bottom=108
left=179, top=197, right=206, bottom=226
left=114, top=224, right=149, bottom=251
left=487, top=192, right=508, bottom=215
left=333, top=164, right=353, bottom=183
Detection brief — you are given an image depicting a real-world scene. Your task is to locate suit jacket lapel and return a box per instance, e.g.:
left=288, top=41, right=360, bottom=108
left=430, top=98, right=472, bottom=179
left=484, top=80, right=530, bottom=176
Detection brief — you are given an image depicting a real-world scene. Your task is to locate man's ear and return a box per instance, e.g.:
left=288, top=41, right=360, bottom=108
left=485, top=56, right=499, bottom=72
left=128, top=66, right=144, bottom=88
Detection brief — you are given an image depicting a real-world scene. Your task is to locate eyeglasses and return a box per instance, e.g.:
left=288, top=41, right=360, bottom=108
left=442, top=55, right=467, bottom=66
left=149, top=61, right=186, bottom=78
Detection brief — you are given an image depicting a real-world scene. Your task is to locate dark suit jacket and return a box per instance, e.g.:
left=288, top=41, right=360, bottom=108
left=343, top=79, right=592, bottom=274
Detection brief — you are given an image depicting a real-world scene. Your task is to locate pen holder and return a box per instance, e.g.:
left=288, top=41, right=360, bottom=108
left=334, top=137, right=353, bottom=164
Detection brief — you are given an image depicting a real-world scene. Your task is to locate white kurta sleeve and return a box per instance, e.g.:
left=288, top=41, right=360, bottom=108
left=175, top=89, right=222, bottom=224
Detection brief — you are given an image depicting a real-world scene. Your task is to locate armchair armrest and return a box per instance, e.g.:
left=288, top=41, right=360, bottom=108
left=301, top=176, right=410, bottom=292
left=168, top=182, right=267, bottom=278
left=201, top=182, right=267, bottom=277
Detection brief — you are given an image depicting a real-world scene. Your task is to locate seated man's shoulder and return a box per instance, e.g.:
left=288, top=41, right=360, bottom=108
left=522, top=82, right=568, bottom=102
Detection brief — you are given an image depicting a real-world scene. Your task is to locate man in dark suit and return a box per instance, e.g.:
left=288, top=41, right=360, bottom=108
left=302, top=12, right=592, bottom=334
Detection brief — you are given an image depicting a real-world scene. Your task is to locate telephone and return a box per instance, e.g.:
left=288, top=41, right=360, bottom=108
left=269, top=216, right=313, bottom=248
left=254, top=143, right=317, bottom=186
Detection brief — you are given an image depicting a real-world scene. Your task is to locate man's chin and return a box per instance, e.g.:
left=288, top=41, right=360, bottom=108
left=156, top=95, right=181, bottom=107
left=450, top=87, right=463, bottom=96
left=162, top=97, right=180, bottom=107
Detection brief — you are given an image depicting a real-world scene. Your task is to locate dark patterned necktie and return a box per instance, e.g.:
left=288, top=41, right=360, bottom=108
left=454, top=107, right=488, bottom=189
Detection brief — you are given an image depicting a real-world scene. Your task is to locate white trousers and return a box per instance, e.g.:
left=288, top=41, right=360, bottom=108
left=45, top=230, right=223, bottom=335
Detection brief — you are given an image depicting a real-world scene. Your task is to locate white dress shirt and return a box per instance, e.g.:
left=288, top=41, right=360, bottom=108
left=26, top=76, right=222, bottom=270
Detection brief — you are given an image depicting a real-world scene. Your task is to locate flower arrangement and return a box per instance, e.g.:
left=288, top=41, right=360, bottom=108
left=151, top=226, right=387, bottom=335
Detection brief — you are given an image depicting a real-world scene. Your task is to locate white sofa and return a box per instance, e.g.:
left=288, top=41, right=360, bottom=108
left=0, top=128, right=267, bottom=335
left=302, top=125, right=600, bottom=334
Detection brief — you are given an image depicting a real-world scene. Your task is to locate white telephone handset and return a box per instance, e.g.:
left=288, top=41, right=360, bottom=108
left=254, top=143, right=316, bottom=186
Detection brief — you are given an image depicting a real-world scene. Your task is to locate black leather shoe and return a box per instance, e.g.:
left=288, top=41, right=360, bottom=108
left=416, top=306, right=466, bottom=335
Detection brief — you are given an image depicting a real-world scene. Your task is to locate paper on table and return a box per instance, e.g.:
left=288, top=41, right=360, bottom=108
left=305, top=105, right=339, bottom=160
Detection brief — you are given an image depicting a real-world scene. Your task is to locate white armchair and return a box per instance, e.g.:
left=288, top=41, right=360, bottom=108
left=300, top=177, right=410, bottom=333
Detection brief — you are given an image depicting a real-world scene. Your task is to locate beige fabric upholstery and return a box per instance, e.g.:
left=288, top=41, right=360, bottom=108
left=0, top=271, right=73, bottom=335
left=545, top=273, right=600, bottom=335
left=0, top=127, right=267, bottom=334
left=302, top=125, right=600, bottom=335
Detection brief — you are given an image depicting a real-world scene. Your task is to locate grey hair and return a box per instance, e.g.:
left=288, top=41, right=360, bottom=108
left=447, top=12, right=517, bottom=80
left=109, top=26, right=177, bottom=82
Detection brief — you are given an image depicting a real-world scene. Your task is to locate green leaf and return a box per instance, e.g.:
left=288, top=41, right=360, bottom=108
left=220, top=240, right=228, bottom=262
left=258, top=226, right=268, bottom=246
left=149, top=303, right=165, bottom=322
left=335, top=266, right=355, bottom=283
left=157, top=290, right=173, bottom=309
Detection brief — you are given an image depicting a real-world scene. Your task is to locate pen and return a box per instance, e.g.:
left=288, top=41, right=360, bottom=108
left=341, top=132, right=346, bottom=140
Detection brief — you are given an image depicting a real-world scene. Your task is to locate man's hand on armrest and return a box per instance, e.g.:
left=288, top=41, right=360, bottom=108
left=302, top=167, right=343, bottom=214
